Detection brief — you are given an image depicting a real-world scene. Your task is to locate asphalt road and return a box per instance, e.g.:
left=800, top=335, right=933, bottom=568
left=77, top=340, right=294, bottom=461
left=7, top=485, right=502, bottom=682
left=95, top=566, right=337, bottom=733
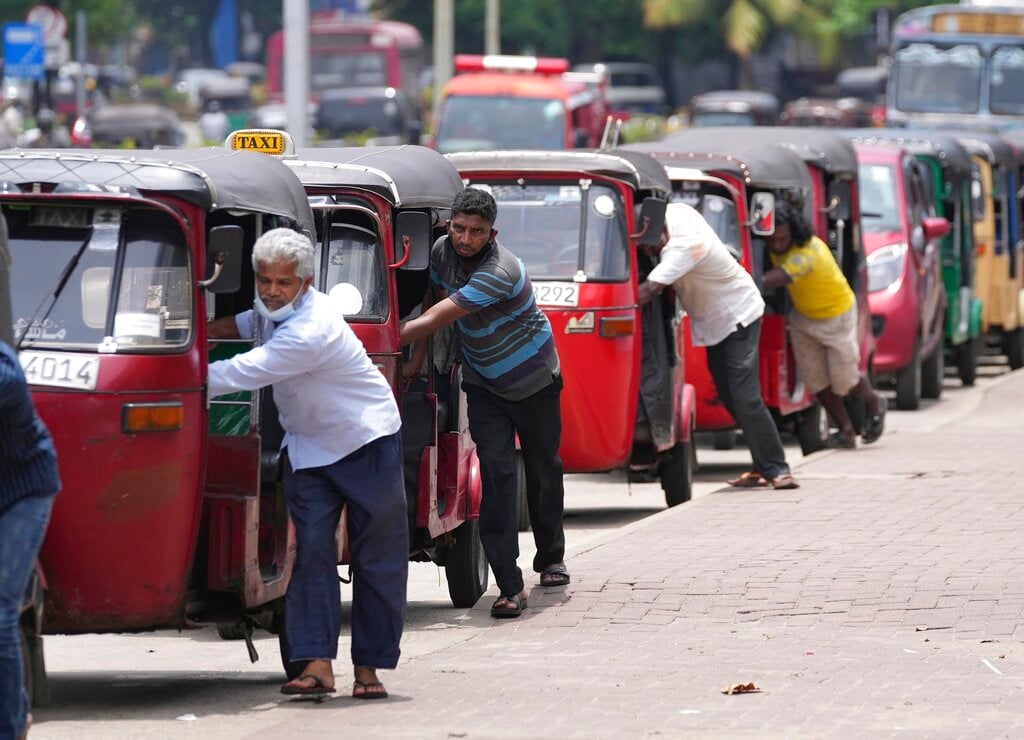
left=29, top=352, right=1011, bottom=737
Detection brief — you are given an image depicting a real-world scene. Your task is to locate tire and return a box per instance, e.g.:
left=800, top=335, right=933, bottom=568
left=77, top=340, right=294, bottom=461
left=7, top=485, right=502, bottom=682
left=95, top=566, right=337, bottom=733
left=1004, top=327, right=1024, bottom=370
left=276, top=604, right=309, bottom=681
left=445, top=517, right=489, bottom=608
left=796, top=402, right=829, bottom=456
left=514, top=450, right=530, bottom=533
left=895, top=344, right=922, bottom=410
left=957, top=338, right=978, bottom=386
left=921, top=345, right=944, bottom=400
left=659, top=441, right=694, bottom=507
left=711, top=430, right=737, bottom=450
left=217, top=623, right=248, bottom=641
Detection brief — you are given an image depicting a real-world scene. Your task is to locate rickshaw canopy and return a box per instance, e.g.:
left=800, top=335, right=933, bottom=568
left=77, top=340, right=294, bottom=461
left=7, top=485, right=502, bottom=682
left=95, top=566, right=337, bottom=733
left=291, top=145, right=464, bottom=208
left=840, top=129, right=975, bottom=176
left=0, top=148, right=315, bottom=236
left=446, top=149, right=672, bottom=196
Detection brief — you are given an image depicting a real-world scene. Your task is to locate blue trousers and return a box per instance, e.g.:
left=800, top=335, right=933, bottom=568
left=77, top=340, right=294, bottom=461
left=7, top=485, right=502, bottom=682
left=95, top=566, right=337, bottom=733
left=283, top=431, right=408, bottom=670
left=0, top=495, right=53, bottom=740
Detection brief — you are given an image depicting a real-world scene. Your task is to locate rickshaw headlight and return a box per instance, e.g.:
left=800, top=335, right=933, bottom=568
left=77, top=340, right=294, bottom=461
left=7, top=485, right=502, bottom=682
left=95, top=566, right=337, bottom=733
left=122, top=402, right=184, bottom=433
left=866, top=242, right=907, bottom=293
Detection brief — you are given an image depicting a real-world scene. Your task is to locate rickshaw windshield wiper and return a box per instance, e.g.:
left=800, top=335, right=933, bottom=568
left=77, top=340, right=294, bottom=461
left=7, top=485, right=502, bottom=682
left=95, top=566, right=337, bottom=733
left=15, top=228, right=97, bottom=352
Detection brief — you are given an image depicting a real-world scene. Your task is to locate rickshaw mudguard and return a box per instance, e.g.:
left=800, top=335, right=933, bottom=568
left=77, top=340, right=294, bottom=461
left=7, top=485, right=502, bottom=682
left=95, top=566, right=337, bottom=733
left=35, top=380, right=206, bottom=632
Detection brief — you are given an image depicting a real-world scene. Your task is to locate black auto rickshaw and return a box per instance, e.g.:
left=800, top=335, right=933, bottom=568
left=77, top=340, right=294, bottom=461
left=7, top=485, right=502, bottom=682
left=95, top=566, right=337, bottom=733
left=688, top=90, right=780, bottom=127
left=72, top=103, right=184, bottom=149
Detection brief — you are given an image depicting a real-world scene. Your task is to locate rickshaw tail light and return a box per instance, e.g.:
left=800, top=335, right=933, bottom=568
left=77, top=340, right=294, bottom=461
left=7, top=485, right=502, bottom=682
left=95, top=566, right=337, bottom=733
left=122, top=402, right=184, bottom=433
left=599, top=316, right=636, bottom=338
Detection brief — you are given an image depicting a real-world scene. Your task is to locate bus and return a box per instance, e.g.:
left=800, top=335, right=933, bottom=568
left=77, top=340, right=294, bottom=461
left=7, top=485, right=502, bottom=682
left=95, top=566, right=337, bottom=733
left=887, top=3, right=1024, bottom=129
left=264, top=14, right=425, bottom=108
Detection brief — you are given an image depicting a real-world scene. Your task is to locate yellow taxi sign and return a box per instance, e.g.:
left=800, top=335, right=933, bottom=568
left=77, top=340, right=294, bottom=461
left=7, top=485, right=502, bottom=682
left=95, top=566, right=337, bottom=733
left=225, top=129, right=294, bottom=157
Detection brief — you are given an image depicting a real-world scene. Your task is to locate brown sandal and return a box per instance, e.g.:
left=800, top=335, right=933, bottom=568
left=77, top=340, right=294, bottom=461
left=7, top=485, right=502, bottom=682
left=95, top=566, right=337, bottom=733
left=769, top=474, right=799, bottom=490
left=727, top=471, right=769, bottom=488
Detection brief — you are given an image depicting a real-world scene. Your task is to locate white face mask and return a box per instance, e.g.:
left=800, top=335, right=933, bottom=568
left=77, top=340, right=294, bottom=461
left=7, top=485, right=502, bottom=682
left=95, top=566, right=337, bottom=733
left=255, top=287, right=305, bottom=322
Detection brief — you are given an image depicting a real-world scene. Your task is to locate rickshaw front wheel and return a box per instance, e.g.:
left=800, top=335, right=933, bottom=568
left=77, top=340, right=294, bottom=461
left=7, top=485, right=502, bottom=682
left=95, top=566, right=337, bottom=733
left=444, top=518, right=489, bottom=608
left=659, top=441, right=694, bottom=507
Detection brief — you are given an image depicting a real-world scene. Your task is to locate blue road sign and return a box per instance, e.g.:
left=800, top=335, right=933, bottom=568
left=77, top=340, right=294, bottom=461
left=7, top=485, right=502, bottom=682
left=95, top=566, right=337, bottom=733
left=3, top=23, right=44, bottom=80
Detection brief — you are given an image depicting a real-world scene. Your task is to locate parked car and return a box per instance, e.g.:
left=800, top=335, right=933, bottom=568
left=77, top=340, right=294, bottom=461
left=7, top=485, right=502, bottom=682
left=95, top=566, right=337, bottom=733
left=572, top=61, right=667, bottom=115
left=688, top=90, right=780, bottom=127
left=71, top=104, right=184, bottom=149
left=314, top=86, right=421, bottom=146
left=780, top=97, right=875, bottom=128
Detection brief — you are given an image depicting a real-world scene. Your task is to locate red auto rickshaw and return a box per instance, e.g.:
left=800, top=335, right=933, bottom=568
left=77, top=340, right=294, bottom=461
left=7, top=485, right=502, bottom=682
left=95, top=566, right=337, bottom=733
left=446, top=149, right=697, bottom=508
left=625, top=137, right=835, bottom=453
left=3, top=148, right=316, bottom=700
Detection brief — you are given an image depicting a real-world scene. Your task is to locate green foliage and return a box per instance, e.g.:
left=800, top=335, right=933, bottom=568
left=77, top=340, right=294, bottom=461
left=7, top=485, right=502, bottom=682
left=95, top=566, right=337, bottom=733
left=618, top=115, right=666, bottom=144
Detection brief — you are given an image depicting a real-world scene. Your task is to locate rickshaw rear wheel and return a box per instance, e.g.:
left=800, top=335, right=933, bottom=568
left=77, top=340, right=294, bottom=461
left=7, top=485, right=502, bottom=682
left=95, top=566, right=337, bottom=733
left=515, top=451, right=530, bottom=532
left=796, top=402, right=829, bottom=455
left=711, top=430, right=737, bottom=450
left=957, top=338, right=978, bottom=386
left=895, top=343, right=922, bottom=410
left=19, top=624, right=48, bottom=708
left=659, top=441, right=694, bottom=507
left=921, top=345, right=944, bottom=400
left=445, top=518, right=489, bottom=608
left=1003, top=328, right=1024, bottom=370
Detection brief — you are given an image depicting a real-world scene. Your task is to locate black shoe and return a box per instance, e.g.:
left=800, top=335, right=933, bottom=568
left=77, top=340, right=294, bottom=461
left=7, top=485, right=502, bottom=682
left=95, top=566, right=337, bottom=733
left=862, top=397, right=887, bottom=444
left=826, top=431, right=857, bottom=449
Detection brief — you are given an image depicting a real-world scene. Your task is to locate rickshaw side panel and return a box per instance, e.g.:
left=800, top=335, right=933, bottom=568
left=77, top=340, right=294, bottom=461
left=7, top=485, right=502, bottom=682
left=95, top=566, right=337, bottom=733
left=36, top=354, right=205, bottom=632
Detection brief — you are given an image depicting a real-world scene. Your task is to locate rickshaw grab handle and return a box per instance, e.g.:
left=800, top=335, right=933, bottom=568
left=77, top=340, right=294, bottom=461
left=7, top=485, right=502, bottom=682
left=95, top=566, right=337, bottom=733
left=629, top=216, right=651, bottom=242
left=197, top=253, right=227, bottom=288
left=819, top=196, right=840, bottom=215
left=389, top=235, right=412, bottom=269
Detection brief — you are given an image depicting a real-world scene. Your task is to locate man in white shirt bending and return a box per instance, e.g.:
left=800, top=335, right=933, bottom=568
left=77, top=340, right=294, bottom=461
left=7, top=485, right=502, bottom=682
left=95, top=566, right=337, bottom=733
left=208, top=228, right=405, bottom=699
left=638, top=203, right=798, bottom=490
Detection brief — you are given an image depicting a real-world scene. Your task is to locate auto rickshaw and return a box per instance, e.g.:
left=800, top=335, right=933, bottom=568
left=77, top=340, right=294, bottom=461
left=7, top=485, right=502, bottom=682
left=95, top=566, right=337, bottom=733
left=445, top=149, right=696, bottom=508
left=688, top=90, right=781, bottom=127
left=780, top=97, right=874, bottom=128
left=5, top=148, right=315, bottom=699
left=846, top=130, right=984, bottom=386
left=952, top=131, right=1024, bottom=370
left=70, top=103, right=184, bottom=148
left=224, top=129, right=487, bottom=609
left=624, top=137, right=832, bottom=455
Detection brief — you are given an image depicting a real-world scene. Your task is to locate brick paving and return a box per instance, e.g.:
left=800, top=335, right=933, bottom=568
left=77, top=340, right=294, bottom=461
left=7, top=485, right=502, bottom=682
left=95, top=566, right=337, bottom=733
left=264, top=373, right=1024, bottom=737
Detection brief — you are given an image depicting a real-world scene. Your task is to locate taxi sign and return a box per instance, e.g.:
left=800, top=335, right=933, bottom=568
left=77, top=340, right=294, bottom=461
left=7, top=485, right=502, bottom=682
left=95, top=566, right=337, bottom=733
left=225, top=129, right=294, bottom=157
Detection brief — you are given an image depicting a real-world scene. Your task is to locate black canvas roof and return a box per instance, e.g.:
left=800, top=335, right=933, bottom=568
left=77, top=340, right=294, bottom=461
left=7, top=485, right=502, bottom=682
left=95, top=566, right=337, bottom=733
left=0, top=148, right=314, bottom=234
left=291, top=145, right=463, bottom=208
left=623, top=138, right=811, bottom=191
left=446, top=149, right=672, bottom=196
left=665, top=127, right=859, bottom=177
left=838, top=129, right=975, bottom=174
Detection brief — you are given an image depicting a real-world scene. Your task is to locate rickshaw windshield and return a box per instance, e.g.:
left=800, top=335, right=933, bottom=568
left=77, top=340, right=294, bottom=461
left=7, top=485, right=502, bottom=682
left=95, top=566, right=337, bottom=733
left=858, top=163, right=902, bottom=233
left=315, top=212, right=387, bottom=321
left=669, top=187, right=742, bottom=260
left=7, top=204, right=191, bottom=351
left=488, top=182, right=629, bottom=281
left=691, top=111, right=755, bottom=127
left=894, top=44, right=982, bottom=114
left=435, top=96, right=566, bottom=153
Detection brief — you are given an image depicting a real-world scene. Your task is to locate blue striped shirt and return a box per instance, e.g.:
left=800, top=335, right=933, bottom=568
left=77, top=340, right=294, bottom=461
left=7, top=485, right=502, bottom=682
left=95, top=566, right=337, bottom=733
left=0, top=342, right=60, bottom=513
left=431, top=237, right=559, bottom=401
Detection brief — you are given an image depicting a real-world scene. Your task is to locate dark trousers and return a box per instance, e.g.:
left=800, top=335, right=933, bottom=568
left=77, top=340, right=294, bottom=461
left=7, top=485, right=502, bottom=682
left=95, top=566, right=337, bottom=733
left=283, top=431, right=408, bottom=669
left=705, top=319, right=790, bottom=480
left=464, top=376, right=566, bottom=596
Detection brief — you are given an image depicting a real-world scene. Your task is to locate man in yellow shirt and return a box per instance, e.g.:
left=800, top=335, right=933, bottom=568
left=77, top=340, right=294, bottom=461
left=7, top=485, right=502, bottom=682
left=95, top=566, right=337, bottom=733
left=763, top=202, right=886, bottom=448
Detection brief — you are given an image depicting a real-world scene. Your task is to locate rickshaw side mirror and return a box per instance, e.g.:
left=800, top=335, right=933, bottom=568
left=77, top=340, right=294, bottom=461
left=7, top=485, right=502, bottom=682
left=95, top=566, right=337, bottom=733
left=635, top=197, right=667, bottom=247
left=201, top=225, right=244, bottom=294
left=395, top=211, right=432, bottom=271
left=749, top=192, right=777, bottom=236
left=825, top=180, right=852, bottom=222
left=922, top=216, right=951, bottom=242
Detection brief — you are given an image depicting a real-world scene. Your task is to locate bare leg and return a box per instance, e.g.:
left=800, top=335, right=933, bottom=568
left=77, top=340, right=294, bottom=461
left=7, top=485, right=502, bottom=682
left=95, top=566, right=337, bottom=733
left=847, top=375, right=882, bottom=416
left=817, top=388, right=856, bottom=442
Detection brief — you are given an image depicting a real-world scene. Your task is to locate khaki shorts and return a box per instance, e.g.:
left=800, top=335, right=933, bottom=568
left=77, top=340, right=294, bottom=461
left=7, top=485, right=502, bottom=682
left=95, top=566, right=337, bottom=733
left=789, top=306, right=861, bottom=396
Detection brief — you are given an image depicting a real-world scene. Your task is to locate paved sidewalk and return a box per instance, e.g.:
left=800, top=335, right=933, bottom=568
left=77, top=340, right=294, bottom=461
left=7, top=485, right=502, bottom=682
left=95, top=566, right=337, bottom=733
left=261, top=373, right=1024, bottom=738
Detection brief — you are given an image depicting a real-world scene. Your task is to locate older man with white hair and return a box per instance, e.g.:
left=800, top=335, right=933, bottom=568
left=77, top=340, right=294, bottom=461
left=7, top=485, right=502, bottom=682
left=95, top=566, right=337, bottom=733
left=207, top=228, right=406, bottom=700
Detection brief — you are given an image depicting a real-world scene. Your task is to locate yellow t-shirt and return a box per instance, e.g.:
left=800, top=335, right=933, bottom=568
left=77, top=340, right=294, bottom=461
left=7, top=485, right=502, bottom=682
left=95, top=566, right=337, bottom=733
left=770, top=235, right=855, bottom=320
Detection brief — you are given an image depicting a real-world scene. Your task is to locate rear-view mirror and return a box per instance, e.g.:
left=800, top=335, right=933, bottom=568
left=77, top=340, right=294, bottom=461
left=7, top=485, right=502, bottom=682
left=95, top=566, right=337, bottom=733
left=922, top=216, right=951, bottom=242
left=636, top=197, right=667, bottom=247
left=395, top=210, right=432, bottom=271
left=826, top=180, right=852, bottom=222
left=750, top=192, right=777, bottom=236
left=201, top=225, right=244, bottom=294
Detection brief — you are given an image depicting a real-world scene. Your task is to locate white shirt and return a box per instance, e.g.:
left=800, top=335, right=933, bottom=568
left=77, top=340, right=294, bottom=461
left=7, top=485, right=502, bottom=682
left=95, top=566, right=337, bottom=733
left=208, top=289, right=401, bottom=470
left=647, top=202, right=765, bottom=347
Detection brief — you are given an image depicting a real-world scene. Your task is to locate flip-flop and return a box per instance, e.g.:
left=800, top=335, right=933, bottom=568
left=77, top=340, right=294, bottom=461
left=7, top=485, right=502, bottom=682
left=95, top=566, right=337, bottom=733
left=769, top=474, right=800, bottom=490
left=281, top=674, right=337, bottom=696
left=352, top=680, right=389, bottom=700
left=490, top=592, right=527, bottom=619
left=540, top=562, right=571, bottom=587
left=727, top=471, right=769, bottom=488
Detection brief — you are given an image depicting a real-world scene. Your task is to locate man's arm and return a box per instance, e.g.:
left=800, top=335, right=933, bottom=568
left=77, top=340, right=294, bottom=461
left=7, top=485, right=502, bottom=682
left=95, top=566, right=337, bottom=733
left=207, top=316, right=242, bottom=339
left=762, top=267, right=793, bottom=290
left=638, top=279, right=669, bottom=306
left=401, top=284, right=441, bottom=382
left=400, top=297, right=469, bottom=346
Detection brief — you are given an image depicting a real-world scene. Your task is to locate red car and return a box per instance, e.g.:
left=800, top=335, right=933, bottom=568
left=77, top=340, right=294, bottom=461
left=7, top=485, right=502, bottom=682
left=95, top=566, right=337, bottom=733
left=854, top=143, right=949, bottom=409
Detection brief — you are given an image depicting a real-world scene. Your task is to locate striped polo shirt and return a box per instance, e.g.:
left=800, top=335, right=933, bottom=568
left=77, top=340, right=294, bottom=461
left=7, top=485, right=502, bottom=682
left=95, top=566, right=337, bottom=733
left=430, top=236, right=559, bottom=401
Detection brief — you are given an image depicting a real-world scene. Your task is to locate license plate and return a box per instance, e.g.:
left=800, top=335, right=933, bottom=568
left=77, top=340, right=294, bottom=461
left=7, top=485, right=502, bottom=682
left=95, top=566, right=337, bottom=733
left=533, top=282, right=579, bottom=307
left=19, top=351, right=100, bottom=391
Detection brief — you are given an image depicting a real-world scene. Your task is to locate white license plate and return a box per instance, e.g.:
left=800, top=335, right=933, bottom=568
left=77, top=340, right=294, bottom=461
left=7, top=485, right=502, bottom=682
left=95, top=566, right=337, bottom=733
left=533, top=282, right=579, bottom=307
left=19, top=351, right=100, bottom=391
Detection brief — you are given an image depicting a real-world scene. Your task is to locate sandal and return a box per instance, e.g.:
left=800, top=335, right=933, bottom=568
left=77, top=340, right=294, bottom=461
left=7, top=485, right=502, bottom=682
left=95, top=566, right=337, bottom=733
left=540, top=562, right=571, bottom=587
left=727, top=471, right=769, bottom=488
left=768, top=474, right=800, bottom=490
left=352, top=680, right=389, bottom=700
left=862, top=397, right=887, bottom=444
left=281, top=674, right=337, bottom=696
left=826, top=431, right=857, bottom=449
left=490, top=592, right=527, bottom=619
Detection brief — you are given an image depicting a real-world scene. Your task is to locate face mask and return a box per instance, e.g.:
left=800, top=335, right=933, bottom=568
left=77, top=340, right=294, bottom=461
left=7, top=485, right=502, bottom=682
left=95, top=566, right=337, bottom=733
left=255, top=288, right=304, bottom=322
